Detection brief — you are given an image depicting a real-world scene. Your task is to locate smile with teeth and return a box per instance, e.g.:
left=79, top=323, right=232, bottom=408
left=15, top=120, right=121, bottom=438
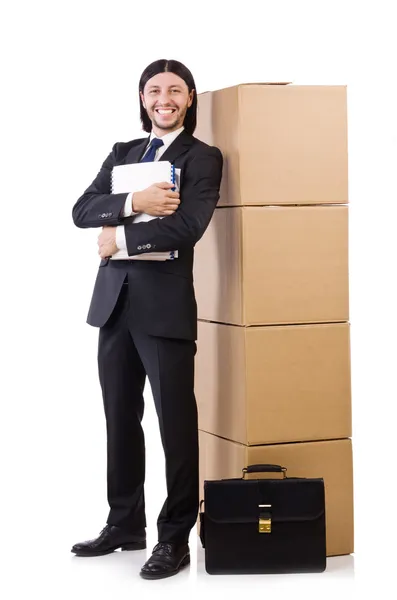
left=155, top=108, right=176, bottom=115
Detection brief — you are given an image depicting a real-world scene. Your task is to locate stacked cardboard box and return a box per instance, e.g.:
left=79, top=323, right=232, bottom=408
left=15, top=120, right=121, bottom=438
left=193, top=83, right=353, bottom=557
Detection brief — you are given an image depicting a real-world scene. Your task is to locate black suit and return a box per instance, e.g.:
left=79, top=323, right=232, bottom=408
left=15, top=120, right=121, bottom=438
left=72, top=130, right=223, bottom=544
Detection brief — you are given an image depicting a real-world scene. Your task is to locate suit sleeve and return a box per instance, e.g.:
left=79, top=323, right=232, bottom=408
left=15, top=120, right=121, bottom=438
left=72, top=143, right=129, bottom=228
left=123, top=146, right=223, bottom=255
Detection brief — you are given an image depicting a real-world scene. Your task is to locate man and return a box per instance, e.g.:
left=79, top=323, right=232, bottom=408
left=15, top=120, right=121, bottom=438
left=71, top=59, right=223, bottom=580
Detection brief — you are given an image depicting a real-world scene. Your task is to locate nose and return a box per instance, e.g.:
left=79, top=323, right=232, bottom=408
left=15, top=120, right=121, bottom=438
left=157, top=90, right=172, bottom=105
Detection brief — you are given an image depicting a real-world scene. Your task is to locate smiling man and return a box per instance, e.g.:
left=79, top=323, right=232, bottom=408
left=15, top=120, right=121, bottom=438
left=71, top=59, right=223, bottom=579
left=145, top=77, right=191, bottom=131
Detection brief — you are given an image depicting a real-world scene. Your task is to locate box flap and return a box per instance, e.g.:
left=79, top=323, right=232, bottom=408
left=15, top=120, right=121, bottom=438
left=239, top=82, right=292, bottom=86
left=199, top=82, right=292, bottom=95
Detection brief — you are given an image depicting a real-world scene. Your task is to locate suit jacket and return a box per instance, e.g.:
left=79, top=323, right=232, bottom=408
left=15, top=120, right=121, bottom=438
left=72, top=130, right=223, bottom=340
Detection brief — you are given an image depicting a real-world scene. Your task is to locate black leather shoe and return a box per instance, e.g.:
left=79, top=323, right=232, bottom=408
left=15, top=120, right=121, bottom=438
left=71, top=525, right=146, bottom=557
left=140, top=542, right=190, bottom=579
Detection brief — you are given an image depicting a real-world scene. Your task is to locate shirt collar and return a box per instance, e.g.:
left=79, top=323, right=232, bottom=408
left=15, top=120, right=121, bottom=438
left=149, top=126, right=185, bottom=149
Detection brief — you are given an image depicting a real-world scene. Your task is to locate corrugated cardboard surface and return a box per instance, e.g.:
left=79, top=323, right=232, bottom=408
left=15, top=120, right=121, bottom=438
left=193, top=205, right=349, bottom=326
left=196, top=321, right=352, bottom=445
left=195, top=86, right=238, bottom=210
left=198, top=431, right=354, bottom=557
left=195, top=84, right=348, bottom=206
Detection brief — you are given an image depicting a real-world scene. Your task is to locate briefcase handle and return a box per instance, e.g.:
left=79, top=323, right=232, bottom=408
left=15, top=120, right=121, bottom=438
left=242, top=464, right=287, bottom=478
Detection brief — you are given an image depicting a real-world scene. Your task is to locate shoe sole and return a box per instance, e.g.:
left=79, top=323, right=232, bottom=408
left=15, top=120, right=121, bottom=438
left=140, top=554, right=190, bottom=579
left=72, top=541, right=147, bottom=557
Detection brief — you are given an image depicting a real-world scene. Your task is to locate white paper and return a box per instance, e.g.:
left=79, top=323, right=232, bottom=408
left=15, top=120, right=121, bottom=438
left=109, top=162, right=180, bottom=261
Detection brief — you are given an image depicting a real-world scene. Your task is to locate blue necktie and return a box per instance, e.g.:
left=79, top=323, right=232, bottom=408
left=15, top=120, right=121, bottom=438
left=140, top=137, right=164, bottom=162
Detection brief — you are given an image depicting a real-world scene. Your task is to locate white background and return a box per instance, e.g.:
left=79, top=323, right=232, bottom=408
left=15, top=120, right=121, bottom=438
left=1, top=0, right=396, bottom=598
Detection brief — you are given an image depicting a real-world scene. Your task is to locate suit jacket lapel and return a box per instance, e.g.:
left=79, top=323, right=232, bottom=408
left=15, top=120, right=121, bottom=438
left=124, top=137, right=150, bottom=164
left=159, top=130, right=194, bottom=164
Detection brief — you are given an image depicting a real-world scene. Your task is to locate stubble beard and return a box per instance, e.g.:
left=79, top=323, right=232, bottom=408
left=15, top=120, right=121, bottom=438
left=153, top=115, right=180, bottom=131
left=149, top=105, right=187, bottom=132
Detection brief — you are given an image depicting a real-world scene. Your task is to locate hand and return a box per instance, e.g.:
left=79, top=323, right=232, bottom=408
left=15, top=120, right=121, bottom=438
left=98, top=226, right=118, bottom=258
left=133, top=182, right=180, bottom=217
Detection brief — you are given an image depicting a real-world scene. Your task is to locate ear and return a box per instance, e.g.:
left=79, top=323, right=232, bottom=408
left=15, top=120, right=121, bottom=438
left=187, top=89, right=195, bottom=108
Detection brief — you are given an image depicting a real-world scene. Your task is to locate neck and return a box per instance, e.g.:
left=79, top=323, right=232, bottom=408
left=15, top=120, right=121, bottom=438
left=152, top=125, right=182, bottom=138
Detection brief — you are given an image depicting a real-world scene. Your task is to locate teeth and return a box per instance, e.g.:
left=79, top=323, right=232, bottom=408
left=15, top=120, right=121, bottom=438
left=157, top=109, right=175, bottom=114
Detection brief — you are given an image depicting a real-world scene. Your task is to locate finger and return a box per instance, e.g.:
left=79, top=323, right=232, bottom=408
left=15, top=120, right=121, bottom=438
left=155, top=181, right=175, bottom=189
left=165, top=193, right=180, bottom=200
left=163, top=209, right=176, bottom=216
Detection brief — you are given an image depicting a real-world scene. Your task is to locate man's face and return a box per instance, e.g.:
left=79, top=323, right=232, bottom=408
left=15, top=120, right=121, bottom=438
left=141, top=72, right=194, bottom=135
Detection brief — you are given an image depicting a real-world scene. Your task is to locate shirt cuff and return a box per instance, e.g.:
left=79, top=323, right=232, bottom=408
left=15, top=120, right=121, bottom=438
left=116, top=225, right=127, bottom=251
left=122, top=192, right=139, bottom=217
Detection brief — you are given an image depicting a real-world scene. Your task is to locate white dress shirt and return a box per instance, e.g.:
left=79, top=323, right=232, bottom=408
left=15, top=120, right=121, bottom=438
left=115, top=126, right=185, bottom=252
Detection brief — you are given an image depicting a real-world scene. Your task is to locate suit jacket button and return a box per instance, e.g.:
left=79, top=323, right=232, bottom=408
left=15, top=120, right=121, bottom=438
left=137, top=245, right=142, bottom=250
left=109, top=212, right=113, bottom=217
left=147, top=244, right=151, bottom=249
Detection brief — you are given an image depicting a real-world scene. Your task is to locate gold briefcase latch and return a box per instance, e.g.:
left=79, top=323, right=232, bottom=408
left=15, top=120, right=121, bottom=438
left=259, top=504, right=272, bottom=533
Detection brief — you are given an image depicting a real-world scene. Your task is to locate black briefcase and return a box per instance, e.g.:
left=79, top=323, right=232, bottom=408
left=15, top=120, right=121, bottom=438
left=199, top=464, right=326, bottom=575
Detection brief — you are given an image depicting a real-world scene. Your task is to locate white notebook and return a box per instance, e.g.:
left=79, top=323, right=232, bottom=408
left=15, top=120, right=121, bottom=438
left=110, top=161, right=180, bottom=261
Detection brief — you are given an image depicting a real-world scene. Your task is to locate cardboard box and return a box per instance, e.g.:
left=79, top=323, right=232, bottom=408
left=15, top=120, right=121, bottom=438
left=196, top=320, right=352, bottom=445
left=195, top=83, right=348, bottom=206
left=193, top=205, right=349, bottom=326
left=198, top=431, right=354, bottom=557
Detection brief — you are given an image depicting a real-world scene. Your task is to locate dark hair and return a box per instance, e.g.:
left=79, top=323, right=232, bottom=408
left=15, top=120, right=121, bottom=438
left=138, top=59, right=197, bottom=134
